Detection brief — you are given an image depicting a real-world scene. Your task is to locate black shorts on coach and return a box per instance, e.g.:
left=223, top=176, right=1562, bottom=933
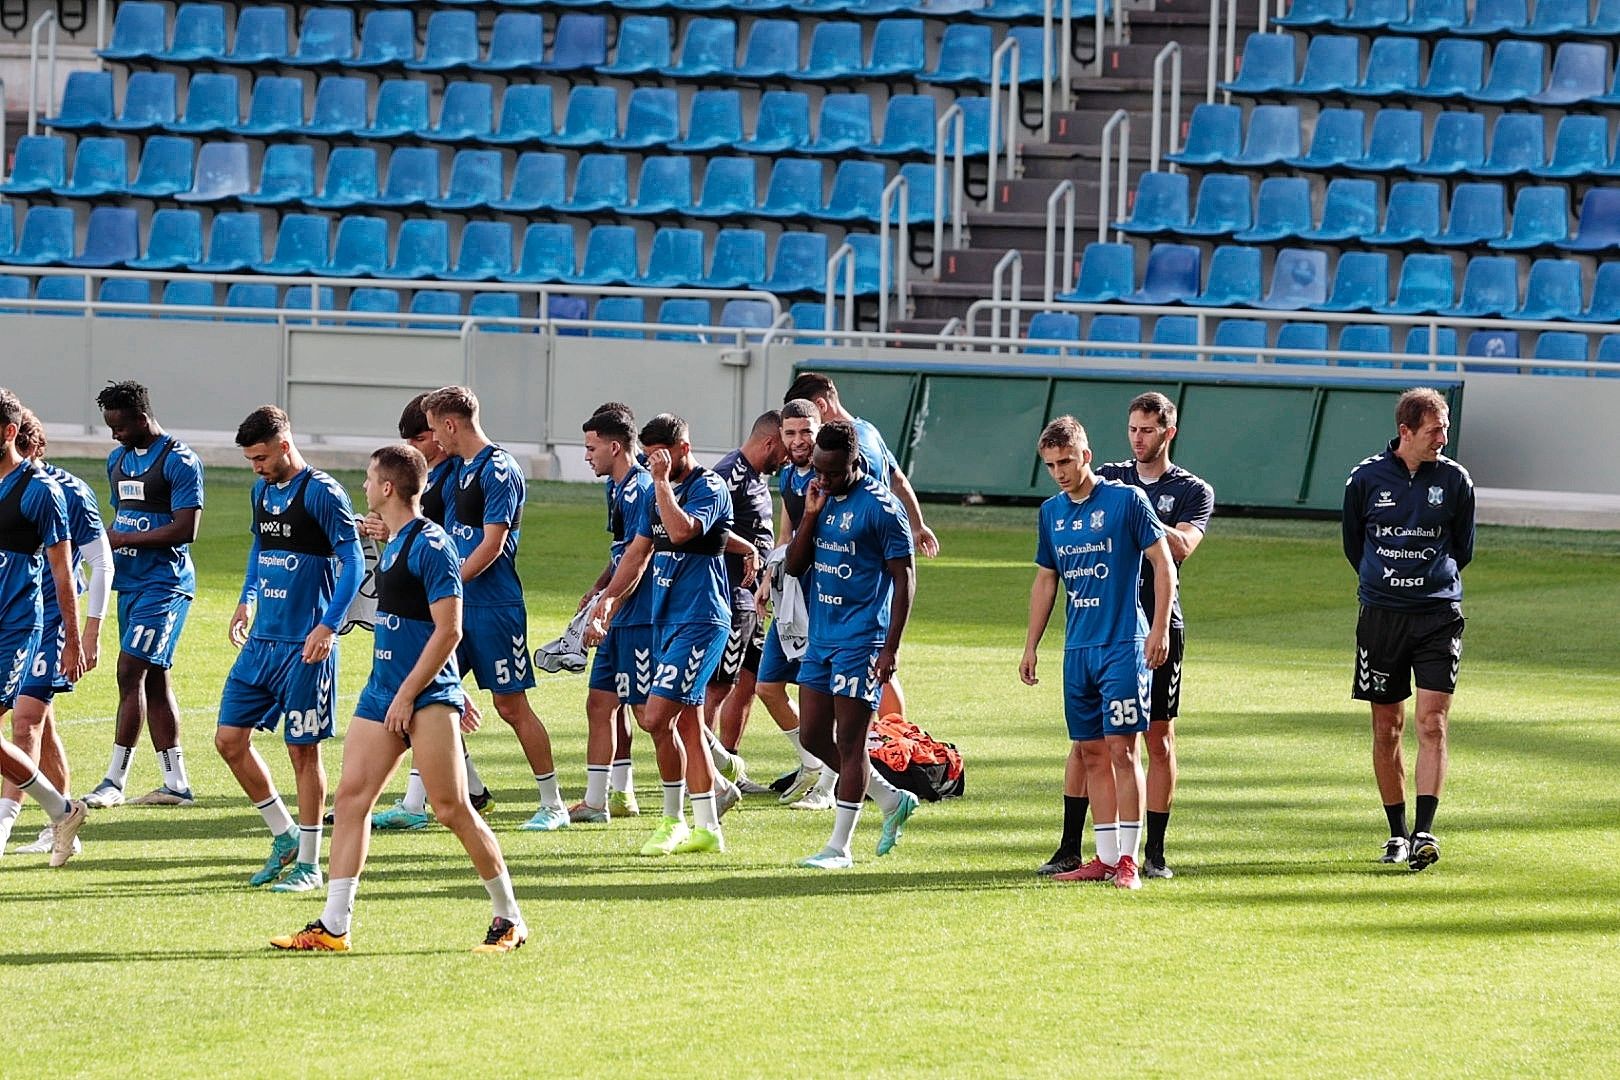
left=1353, top=602, right=1465, bottom=704
left=1149, top=626, right=1185, bottom=722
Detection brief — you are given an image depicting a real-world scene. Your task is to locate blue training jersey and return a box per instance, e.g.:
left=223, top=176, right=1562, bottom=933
left=605, top=463, right=656, bottom=628
left=0, top=463, right=69, bottom=633
left=807, top=474, right=914, bottom=649
left=370, top=519, right=464, bottom=711
left=39, top=463, right=104, bottom=626
left=106, top=435, right=204, bottom=596
left=639, top=465, right=733, bottom=628
left=243, top=468, right=359, bottom=643
left=1035, top=478, right=1166, bottom=649
left=445, top=444, right=525, bottom=608
left=851, top=416, right=899, bottom=489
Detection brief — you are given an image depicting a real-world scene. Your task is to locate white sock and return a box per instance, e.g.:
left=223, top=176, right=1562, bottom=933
left=322, top=877, right=357, bottom=936
left=584, top=766, right=609, bottom=809
left=106, top=743, right=135, bottom=790
left=1094, top=823, right=1120, bottom=867
left=830, top=799, right=862, bottom=856
left=0, top=797, right=19, bottom=846
left=864, top=760, right=903, bottom=815
left=158, top=746, right=191, bottom=794
left=813, top=767, right=838, bottom=797
left=19, top=771, right=71, bottom=821
left=298, top=824, right=323, bottom=867
left=1117, top=820, right=1142, bottom=862
left=463, top=751, right=487, bottom=798
left=482, top=870, right=522, bottom=923
left=702, top=725, right=734, bottom=774
left=255, top=793, right=295, bottom=836
left=609, top=758, right=633, bottom=794
left=402, top=770, right=428, bottom=814
left=783, top=726, right=822, bottom=770
left=690, top=790, right=718, bottom=830
left=662, top=780, right=685, bottom=820
left=535, top=772, right=564, bottom=811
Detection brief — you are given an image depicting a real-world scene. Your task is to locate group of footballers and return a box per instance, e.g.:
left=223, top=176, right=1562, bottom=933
left=0, top=369, right=1469, bottom=949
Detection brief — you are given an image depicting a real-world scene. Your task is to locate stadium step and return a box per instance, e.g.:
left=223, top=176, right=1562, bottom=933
left=1099, top=43, right=1214, bottom=82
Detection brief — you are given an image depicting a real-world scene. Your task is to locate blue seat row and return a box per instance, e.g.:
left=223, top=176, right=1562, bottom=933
left=1275, top=0, right=1620, bottom=39
left=0, top=206, right=884, bottom=294
left=348, top=0, right=1097, bottom=18
left=1061, top=240, right=1620, bottom=321
left=0, top=135, right=936, bottom=224
left=1226, top=31, right=1620, bottom=106
left=47, top=72, right=995, bottom=159
left=102, top=4, right=1051, bottom=85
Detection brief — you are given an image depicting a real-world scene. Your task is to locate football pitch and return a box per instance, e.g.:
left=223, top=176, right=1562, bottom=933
left=5, top=462, right=1618, bottom=1078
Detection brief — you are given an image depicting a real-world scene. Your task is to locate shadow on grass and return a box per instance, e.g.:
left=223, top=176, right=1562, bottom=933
left=0, top=946, right=470, bottom=967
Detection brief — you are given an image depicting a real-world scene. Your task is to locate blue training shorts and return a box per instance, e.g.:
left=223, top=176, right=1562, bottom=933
left=1063, top=640, right=1151, bottom=742
left=648, top=622, right=730, bottom=707
left=588, top=622, right=655, bottom=706
left=117, top=588, right=191, bottom=669
left=1, top=625, right=43, bottom=708
left=18, top=616, right=70, bottom=703
left=218, top=637, right=339, bottom=744
left=799, top=643, right=884, bottom=709
left=355, top=675, right=463, bottom=726
left=457, top=603, right=537, bottom=694
left=756, top=619, right=802, bottom=686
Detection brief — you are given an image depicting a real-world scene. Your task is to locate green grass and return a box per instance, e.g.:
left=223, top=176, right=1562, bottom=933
left=6, top=463, right=1619, bottom=1078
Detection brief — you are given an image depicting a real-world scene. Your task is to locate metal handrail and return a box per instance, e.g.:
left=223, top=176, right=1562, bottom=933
left=824, top=242, right=857, bottom=337
left=1150, top=42, right=1184, bottom=174
left=877, top=173, right=909, bottom=334
left=990, top=249, right=1024, bottom=346
left=97, top=0, right=109, bottom=54
left=1041, top=0, right=1074, bottom=140
left=987, top=36, right=1021, bottom=208
left=1224, top=0, right=1239, bottom=101
left=1098, top=108, right=1130, bottom=243
left=1206, top=0, right=1221, bottom=103
left=27, top=10, right=58, bottom=138
left=1044, top=179, right=1076, bottom=305
left=932, top=103, right=966, bottom=278
left=1, top=80, right=7, bottom=181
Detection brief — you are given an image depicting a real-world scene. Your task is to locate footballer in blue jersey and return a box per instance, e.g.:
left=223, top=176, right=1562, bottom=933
left=783, top=420, right=919, bottom=869
left=273, top=444, right=526, bottom=954
left=422, top=386, right=567, bottom=832
left=1021, top=415, right=1175, bottom=891
left=86, top=380, right=203, bottom=809
left=0, top=388, right=89, bottom=866
left=218, top=408, right=364, bottom=891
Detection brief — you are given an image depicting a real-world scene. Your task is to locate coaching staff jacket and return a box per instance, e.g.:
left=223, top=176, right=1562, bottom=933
left=1343, top=439, right=1476, bottom=613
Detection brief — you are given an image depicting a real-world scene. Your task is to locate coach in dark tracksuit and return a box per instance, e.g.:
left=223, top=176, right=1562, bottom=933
left=1343, top=388, right=1475, bottom=874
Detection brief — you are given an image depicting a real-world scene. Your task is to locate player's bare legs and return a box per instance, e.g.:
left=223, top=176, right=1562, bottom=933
left=636, top=695, right=696, bottom=854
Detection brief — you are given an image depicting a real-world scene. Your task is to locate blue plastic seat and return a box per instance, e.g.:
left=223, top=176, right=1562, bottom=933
left=130, top=208, right=203, bottom=270
left=808, top=94, right=873, bottom=154
left=1165, top=104, right=1241, bottom=166
left=539, top=13, right=610, bottom=72
left=473, top=13, right=545, bottom=71
left=1186, top=246, right=1261, bottom=307
left=1369, top=181, right=1442, bottom=246
left=786, top=301, right=826, bottom=346
left=1450, top=255, right=1519, bottom=317
left=863, top=19, right=926, bottom=78
left=1219, top=33, right=1298, bottom=96
left=307, top=147, right=380, bottom=209
left=625, top=157, right=694, bottom=216
left=470, top=293, right=523, bottom=332
left=429, top=150, right=504, bottom=211
left=567, top=226, right=641, bottom=285
left=602, top=16, right=673, bottom=76
left=67, top=206, right=140, bottom=268
left=93, top=278, right=151, bottom=318
left=592, top=298, right=647, bottom=340
left=286, top=7, right=354, bottom=67
left=132, top=136, right=196, bottom=198
left=374, top=147, right=441, bottom=208
left=802, top=22, right=864, bottom=80
left=1348, top=37, right=1420, bottom=97
left=1338, top=325, right=1394, bottom=366
left=660, top=18, right=738, bottom=78
left=1529, top=0, right=1600, bottom=34
left=488, top=84, right=554, bottom=145
left=1273, top=322, right=1329, bottom=365
left=1398, top=327, right=1458, bottom=370
left=764, top=232, right=830, bottom=293
left=1457, top=0, right=1530, bottom=35
left=1211, top=320, right=1268, bottom=362
left=897, top=162, right=938, bottom=224
left=444, top=221, right=513, bottom=281
left=425, top=82, right=494, bottom=142
left=104, top=71, right=177, bottom=133
left=347, top=288, right=402, bottom=328
left=552, top=86, right=620, bottom=147
left=759, top=159, right=826, bottom=218
left=324, top=215, right=390, bottom=277
left=869, top=95, right=937, bottom=156
left=258, top=213, right=331, bottom=274
left=1236, top=176, right=1312, bottom=242
left=1063, top=242, right=1135, bottom=302
left=1377, top=253, right=1455, bottom=314
left=1148, top=315, right=1198, bottom=361
left=1348, top=109, right=1423, bottom=171
left=504, top=223, right=576, bottom=283
left=696, top=229, right=764, bottom=289
left=160, top=279, right=217, bottom=319
left=8, top=206, right=77, bottom=265
left=192, top=212, right=264, bottom=272
left=385, top=219, right=451, bottom=279
left=55, top=136, right=128, bottom=197
left=741, top=91, right=811, bottom=153
left=48, top=71, right=114, bottom=131
left=167, top=73, right=239, bottom=133
left=606, top=87, right=680, bottom=150
left=0, top=136, right=66, bottom=194
left=1025, top=312, right=1082, bottom=355
left=1557, top=188, right=1620, bottom=252
left=1531, top=42, right=1607, bottom=105
left=1274, top=0, right=1346, bottom=26
left=1579, top=263, right=1620, bottom=322
left=491, top=152, right=567, bottom=212
left=1125, top=244, right=1201, bottom=304
left=100, top=1, right=166, bottom=61
left=845, top=233, right=884, bottom=296
left=231, top=76, right=302, bottom=136
left=1532, top=114, right=1609, bottom=179
left=691, top=157, right=758, bottom=218
left=563, top=155, right=631, bottom=213
left=1228, top=105, right=1300, bottom=167
left=223, top=283, right=281, bottom=323
left=1491, top=186, right=1570, bottom=250
left=821, top=160, right=887, bottom=222
left=719, top=299, right=775, bottom=341
left=1464, top=329, right=1520, bottom=371
left=1407, top=39, right=1484, bottom=101
left=1318, top=251, right=1391, bottom=312
left=283, top=286, right=337, bottom=326
left=736, top=20, right=800, bottom=79
left=919, top=24, right=994, bottom=85
left=1257, top=249, right=1330, bottom=310
left=171, top=140, right=248, bottom=203
left=672, top=89, right=743, bottom=151
left=407, top=10, right=480, bottom=71
left=1466, top=41, right=1546, bottom=104
left=1293, top=35, right=1361, bottom=95
left=1411, top=112, right=1487, bottom=176
left=1392, top=0, right=1468, bottom=33
left=30, top=276, right=85, bottom=316
left=1287, top=107, right=1363, bottom=169
left=1528, top=332, right=1588, bottom=376
left=1183, top=174, right=1253, bottom=238
left=157, top=3, right=225, bottom=62
left=1476, top=112, right=1546, bottom=177
left=1082, top=315, right=1143, bottom=359
left=353, top=9, right=415, bottom=68
left=641, top=229, right=707, bottom=288
left=300, top=77, right=366, bottom=137
left=407, top=291, right=463, bottom=330
left=228, top=7, right=291, bottom=64
left=0, top=206, right=11, bottom=262
left=361, top=81, right=429, bottom=139
left=1434, top=183, right=1507, bottom=247
left=1514, top=258, right=1584, bottom=320
left=543, top=295, right=588, bottom=335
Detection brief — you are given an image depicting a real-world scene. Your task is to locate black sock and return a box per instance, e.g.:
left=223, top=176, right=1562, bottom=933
left=1384, top=801, right=1408, bottom=839
left=1060, top=795, right=1089, bottom=854
left=1145, top=810, right=1171, bottom=860
left=1413, top=795, right=1438, bottom=836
